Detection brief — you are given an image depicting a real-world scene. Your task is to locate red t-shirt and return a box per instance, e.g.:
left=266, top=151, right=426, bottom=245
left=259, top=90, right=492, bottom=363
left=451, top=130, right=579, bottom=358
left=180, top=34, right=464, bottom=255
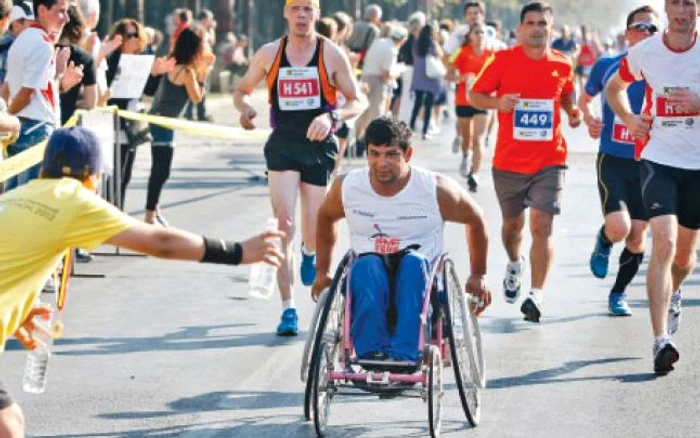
left=471, top=45, right=575, bottom=174
left=450, top=45, right=494, bottom=107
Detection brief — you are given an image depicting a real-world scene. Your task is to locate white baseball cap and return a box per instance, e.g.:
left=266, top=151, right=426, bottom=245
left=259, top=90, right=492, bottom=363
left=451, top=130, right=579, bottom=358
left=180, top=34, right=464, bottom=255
left=9, top=2, right=34, bottom=23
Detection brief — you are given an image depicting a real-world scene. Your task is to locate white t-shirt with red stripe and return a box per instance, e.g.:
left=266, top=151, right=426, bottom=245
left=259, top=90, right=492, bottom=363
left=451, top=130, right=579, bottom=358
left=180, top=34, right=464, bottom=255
left=6, top=26, right=59, bottom=125
left=619, top=32, right=700, bottom=170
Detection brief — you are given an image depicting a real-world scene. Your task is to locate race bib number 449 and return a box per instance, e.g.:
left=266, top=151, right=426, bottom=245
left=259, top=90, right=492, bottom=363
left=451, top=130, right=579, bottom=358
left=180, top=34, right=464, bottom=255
left=513, top=99, right=554, bottom=141
left=277, top=67, right=322, bottom=111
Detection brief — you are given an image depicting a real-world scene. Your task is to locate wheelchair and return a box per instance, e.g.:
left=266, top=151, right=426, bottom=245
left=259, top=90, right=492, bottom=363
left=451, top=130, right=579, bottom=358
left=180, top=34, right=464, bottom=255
left=300, top=250, right=486, bottom=437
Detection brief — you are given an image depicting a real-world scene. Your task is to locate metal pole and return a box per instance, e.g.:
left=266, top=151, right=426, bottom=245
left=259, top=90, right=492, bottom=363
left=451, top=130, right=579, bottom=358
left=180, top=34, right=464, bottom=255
left=247, top=0, right=254, bottom=52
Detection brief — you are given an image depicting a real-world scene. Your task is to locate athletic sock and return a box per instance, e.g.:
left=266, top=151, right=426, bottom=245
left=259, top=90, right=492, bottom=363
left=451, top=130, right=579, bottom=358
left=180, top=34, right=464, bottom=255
left=611, top=248, right=644, bottom=294
left=301, top=244, right=315, bottom=257
left=282, top=299, right=295, bottom=310
left=507, top=259, right=522, bottom=275
left=599, top=225, right=613, bottom=248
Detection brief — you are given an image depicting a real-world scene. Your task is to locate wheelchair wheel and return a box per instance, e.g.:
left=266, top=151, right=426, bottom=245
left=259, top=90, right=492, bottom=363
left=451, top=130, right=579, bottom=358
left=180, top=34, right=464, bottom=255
left=301, top=289, right=329, bottom=382
left=443, top=259, right=484, bottom=427
left=312, top=341, right=335, bottom=437
left=304, top=252, right=352, bottom=421
left=427, top=345, right=444, bottom=438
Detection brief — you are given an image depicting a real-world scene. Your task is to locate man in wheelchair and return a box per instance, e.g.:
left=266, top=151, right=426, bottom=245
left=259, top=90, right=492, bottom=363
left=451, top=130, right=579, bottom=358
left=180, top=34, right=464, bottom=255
left=311, top=116, right=491, bottom=363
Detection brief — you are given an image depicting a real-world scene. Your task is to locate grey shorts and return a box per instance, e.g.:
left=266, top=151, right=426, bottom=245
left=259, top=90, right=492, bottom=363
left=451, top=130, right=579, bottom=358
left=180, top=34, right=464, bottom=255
left=492, top=166, right=566, bottom=218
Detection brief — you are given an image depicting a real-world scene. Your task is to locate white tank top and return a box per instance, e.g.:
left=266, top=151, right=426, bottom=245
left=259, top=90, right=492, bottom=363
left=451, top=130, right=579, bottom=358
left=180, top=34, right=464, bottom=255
left=342, top=166, right=444, bottom=262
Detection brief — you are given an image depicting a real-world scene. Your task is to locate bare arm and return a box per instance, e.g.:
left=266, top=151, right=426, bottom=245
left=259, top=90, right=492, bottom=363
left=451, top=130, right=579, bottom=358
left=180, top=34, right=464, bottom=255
left=329, top=45, right=366, bottom=122
left=436, top=175, right=488, bottom=276
left=78, top=84, right=98, bottom=110
left=436, top=174, right=491, bottom=314
left=605, top=73, right=634, bottom=124
left=183, top=67, right=204, bottom=105
left=105, top=223, right=283, bottom=265
left=561, top=91, right=577, bottom=114
left=578, top=90, right=604, bottom=139
left=311, top=176, right=346, bottom=300
left=233, top=43, right=275, bottom=129
left=0, top=112, right=20, bottom=137
left=8, top=88, right=34, bottom=115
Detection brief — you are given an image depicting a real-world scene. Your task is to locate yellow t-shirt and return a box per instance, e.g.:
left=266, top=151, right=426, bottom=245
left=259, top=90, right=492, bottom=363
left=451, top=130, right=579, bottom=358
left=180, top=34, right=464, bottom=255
left=0, top=178, right=137, bottom=351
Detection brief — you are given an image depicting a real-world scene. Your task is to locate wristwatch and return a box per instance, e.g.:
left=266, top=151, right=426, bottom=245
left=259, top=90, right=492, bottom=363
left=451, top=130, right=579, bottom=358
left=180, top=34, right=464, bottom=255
left=328, top=110, right=340, bottom=129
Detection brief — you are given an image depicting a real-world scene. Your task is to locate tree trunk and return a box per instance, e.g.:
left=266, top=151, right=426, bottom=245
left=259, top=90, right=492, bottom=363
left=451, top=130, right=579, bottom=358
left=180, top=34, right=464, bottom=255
left=124, top=0, right=144, bottom=22
left=215, top=0, right=235, bottom=45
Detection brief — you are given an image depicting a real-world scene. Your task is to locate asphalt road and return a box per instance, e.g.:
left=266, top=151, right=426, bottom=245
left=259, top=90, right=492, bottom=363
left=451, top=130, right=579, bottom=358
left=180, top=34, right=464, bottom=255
left=2, top=93, right=699, bottom=438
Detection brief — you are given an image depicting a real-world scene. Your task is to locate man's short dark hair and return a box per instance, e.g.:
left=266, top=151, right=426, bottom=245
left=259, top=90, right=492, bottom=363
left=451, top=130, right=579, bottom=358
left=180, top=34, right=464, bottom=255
left=464, top=2, right=485, bottom=16
left=365, top=117, right=413, bottom=152
left=33, top=0, right=59, bottom=17
left=0, top=0, right=12, bottom=20
left=626, top=5, right=657, bottom=28
left=520, top=2, right=554, bottom=23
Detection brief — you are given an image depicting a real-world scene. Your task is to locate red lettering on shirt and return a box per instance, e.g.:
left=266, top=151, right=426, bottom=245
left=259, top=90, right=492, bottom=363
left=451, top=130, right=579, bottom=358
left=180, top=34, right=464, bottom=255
left=278, top=79, right=320, bottom=98
left=374, top=237, right=400, bottom=254
left=612, top=123, right=635, bottom=144
left=656, top=96, right=700, bottom=117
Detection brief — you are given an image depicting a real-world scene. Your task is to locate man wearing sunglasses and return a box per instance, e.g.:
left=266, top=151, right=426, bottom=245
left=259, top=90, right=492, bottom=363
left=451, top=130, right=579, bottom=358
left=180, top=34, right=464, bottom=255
left=578, top=6, right=658, bottom=318
left=606, top=0, right=700, bottom=375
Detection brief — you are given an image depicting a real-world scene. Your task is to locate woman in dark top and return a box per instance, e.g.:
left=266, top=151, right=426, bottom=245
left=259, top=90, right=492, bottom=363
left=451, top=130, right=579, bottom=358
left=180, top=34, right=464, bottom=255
left=105, top=19, right=173, bottom=209
left=144, top=26, right=208, bottom=226
left=58, top=4, right=97, bottom=126
left=410, top=24, right=444, bottom=140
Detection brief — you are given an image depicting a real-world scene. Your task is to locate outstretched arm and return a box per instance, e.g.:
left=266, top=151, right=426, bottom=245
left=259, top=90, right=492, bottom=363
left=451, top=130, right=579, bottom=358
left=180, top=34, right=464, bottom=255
left=311, top=176, right=346, bottom=301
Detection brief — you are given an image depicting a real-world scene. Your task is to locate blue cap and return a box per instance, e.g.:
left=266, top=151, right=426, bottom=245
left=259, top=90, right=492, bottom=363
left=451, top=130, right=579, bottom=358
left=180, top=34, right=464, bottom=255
left=42, top=127, right=102, bottom=179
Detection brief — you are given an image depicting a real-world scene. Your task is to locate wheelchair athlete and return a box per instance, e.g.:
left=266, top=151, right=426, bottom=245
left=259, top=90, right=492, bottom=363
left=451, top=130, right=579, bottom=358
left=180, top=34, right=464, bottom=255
left=311, top=116, right=492, bottom=362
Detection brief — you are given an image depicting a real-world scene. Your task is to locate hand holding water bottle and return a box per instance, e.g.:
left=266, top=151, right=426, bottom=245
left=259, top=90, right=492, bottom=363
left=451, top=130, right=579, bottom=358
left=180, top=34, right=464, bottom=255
left=240, top=225, right=285, bottom=267
left=248, top=218, right=284, bottom=299
left=16, top=303, right=56, bottom=394
left=13, top=305, right=53, bottom=351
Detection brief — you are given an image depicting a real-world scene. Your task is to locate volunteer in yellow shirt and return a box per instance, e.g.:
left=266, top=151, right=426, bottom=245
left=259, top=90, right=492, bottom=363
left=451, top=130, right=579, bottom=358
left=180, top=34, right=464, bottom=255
left=0, top=127, right=283, bottom=437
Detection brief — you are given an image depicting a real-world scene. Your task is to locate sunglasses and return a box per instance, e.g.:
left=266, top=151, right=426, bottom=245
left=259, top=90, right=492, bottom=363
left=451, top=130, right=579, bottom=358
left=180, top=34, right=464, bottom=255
left=125, top=32, right=139, bottom=39
left=628, top=22, right=658, bottom=34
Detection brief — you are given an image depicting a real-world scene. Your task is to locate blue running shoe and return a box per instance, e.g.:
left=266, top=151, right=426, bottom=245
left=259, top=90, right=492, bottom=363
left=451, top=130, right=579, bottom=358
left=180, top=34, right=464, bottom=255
left=590, top=232, right=611, bottom=279
left=276, top=308, right=298, bottom=336
left=300, top=250, right=316, bottom=286
left=608, top=292, right=632, bottom=316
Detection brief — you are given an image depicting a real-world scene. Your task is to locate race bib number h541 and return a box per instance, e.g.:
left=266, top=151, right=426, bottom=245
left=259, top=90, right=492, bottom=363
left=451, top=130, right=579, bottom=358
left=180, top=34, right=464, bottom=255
left=277, top=67, right=322, bottom=111
left=513, top=99, right=554, bottom=141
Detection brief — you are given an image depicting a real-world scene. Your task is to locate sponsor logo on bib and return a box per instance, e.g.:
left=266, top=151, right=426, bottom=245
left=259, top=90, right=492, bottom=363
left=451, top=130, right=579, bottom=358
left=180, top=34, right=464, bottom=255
left=371, top=224, right=400, bottom=254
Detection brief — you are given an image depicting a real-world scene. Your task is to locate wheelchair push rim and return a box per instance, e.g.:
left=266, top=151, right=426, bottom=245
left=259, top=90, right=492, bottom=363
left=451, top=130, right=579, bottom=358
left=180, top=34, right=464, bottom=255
left=427, top=345, right=444, bottom=438
left=444, top=259, right=483, bottom=427
left=301, top=289, right=329, bottom=383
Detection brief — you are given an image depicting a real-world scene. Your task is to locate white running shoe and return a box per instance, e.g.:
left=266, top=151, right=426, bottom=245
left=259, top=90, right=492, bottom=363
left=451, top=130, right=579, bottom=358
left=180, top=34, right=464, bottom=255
left=503, top=258, right=525, bottom=304
left=668, top=289, right=682, bottom=335
left=653, top=336, right=679, bottom=375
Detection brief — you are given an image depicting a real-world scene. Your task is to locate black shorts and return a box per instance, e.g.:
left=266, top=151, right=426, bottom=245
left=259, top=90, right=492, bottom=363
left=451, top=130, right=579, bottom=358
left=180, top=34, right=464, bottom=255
left=335, top=122, right=350, bottom=140
left=597, top=153, right=647, bottom=221
left=456, top=105, right=488, bottom=118
left=264, top=130, right=338, bottom=187
left=0, top=380, right=13, bottom=410
left=641, top=160, right=700, bottom=229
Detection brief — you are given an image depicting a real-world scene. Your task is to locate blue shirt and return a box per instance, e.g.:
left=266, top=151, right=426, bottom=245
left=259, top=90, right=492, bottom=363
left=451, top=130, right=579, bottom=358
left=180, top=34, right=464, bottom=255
left=585, top=54, right=646, bottom=159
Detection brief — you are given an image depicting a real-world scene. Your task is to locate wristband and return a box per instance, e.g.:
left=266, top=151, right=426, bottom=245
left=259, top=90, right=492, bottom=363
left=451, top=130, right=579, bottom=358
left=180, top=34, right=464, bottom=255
left=201, top=237, right=243, bottom=265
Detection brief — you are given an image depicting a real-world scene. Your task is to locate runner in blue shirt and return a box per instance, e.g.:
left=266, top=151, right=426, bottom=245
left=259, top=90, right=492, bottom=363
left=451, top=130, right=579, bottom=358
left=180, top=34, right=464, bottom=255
left=578, top=5, right=659, bottom=316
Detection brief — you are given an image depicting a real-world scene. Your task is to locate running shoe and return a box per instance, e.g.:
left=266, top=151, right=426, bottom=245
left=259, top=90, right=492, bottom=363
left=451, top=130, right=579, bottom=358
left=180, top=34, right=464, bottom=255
left=503, top=258, right=524, bottom=304
left=75, top=248, right=93, bottom=263
left=276, top=308, right=299, bottom=336
left=668, top=289, right=682, bottom=335
left=452, top=136, right=461, bottom=154
left=300, top=249, right=317, bottom=286
left=653, top=338, right=679, bottom=375
left=459, top=156, right=469, bottom=178
left=589, top=230, right=611, bottom=279
left=521, top=290, right=542, bottom=323
left=608, top=292, right=632, bottom=316
left=467, top=173, right=479, bottom=192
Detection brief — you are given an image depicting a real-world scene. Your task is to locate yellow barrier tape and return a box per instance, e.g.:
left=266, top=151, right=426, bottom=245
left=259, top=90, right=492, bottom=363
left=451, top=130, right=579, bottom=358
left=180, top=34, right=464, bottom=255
left=100, top=108, right=271, bottom=140
left=1, top=106, right=272, bottom=183
left=0, top=114, right=80, bottom=183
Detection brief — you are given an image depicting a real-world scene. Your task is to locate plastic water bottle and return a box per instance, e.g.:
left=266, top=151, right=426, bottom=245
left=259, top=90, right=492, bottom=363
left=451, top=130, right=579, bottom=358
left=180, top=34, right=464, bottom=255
left=22, top=305, right=56, bottom=394
left=248, top=217, right=280, bottom=300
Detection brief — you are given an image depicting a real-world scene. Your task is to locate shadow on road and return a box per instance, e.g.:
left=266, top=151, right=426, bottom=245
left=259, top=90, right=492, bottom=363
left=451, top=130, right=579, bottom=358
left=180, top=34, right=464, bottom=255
left=481, top=312, right=607, bottom=334
left=4, top=323, right=305, bottom=355
left=482, top=357, right=654, bottom=390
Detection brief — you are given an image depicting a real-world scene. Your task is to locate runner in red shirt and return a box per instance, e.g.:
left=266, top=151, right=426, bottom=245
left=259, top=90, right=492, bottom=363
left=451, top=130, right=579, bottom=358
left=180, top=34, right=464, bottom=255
left=448, top=21, right=494, bottom=192
left=470, top=1, right=581, bottom=322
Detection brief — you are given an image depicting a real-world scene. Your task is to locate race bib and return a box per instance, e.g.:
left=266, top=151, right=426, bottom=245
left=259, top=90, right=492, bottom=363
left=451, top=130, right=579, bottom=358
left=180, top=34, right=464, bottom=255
left=374, top=236, right=401, bottom=254
left=612, top=115, right=635, bottom=145
left=654, top=86, right=700, bottom=130
left=277, top=66, right=321, bottom=111
left=513, top=99, right=554, bottom=141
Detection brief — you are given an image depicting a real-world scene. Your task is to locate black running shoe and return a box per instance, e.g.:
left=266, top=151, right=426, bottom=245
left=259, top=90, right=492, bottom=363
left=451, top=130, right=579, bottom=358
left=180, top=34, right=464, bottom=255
left=653, top=340, right=679, bottom=375
left=521, top=294, right=542, bottom=323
